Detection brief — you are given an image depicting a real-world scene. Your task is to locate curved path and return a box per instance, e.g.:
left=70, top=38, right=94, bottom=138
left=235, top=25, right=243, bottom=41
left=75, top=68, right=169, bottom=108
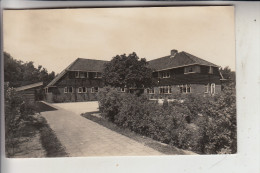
left=40, top=101, right=163, bottom=157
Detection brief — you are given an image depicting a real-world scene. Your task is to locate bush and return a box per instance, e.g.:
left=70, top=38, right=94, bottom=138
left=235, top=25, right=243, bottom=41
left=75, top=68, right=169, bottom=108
left=98, top=87, right=123, bottom=122
left=98, top=85, right=236, bottom=154
left=5, top=87, right=41, bottom=156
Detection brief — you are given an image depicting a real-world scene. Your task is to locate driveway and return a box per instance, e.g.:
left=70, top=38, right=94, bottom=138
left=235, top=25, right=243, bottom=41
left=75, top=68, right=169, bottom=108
left=40, top=101, right=163, bottom=157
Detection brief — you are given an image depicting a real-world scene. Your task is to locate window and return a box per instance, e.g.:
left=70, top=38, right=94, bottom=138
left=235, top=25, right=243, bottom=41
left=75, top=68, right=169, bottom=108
left=65, top=87, right=73, bottom=93
left=159, top=86, right=172, bottom=94
left=64, top=87, right=68, bottom=93
left=183, top=85, right=187, bottom=93
left=75, top=71, right=80, bottom=78
left=68, top=87, right=73, bottom=93
left=91, top=87, right=99, bottom=93
left=179, top=84, right=191, bottom=93
left=162, top=72, right=170, bottom=78
left=78, top=87, right=83, bottom=93
left=45, top=88, right=49, bottom=93
left=204, top=84, right=209, bottom=93
left=184, top=66, right=198, bottom=74
left=209, top=66, right=213, bottom=74
left=187, top=85, right=191, bottom=93
left=94, top=72, right=102, bottom=78
left=78, top=87, right=87, bottom=93
left=147, top=88, right=155, bottom=94
left=120, top=88, right=125, bottom=92
left=79, top=72, right=86, bottom=78
left=211, top=83, right=215, bottom=94
left=184, top=67, right=194, bottom=74
left=75, top=71, right=87, bottom=78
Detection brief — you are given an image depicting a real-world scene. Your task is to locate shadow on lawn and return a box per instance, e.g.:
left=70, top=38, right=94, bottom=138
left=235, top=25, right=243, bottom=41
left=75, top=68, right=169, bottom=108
left=35, top=101, right=57, bottom=112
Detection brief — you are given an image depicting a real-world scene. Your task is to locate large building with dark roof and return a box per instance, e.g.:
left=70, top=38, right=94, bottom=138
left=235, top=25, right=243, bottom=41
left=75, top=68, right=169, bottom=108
left=44, top=49, right=224, bottom=102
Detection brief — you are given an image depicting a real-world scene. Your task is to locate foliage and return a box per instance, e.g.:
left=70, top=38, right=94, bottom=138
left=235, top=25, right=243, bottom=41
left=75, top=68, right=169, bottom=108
left=102, top=52, right=153, bottom=88
left=4, top=87, right=41, bottom=156
left=220, top=66, right=236, bottom=83
left=98, top=85, right=237, bottom=154
left=4, top=52, right=55, bottom=87
left=98, top=87, right=123, bottom=122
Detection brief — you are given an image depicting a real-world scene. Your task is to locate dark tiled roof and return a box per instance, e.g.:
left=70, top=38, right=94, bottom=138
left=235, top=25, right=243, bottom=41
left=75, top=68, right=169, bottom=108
left=148, top=51, right=218, bottom=71
left=46, top=58, right=108, bottom=87
left=68, top=58, right=108, bottom=72
left=46, top=51, right=218, bottom=87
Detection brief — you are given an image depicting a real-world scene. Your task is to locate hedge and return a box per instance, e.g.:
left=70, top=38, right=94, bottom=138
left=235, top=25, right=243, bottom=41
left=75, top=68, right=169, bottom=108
left=98, top=84, right=236, bottom=154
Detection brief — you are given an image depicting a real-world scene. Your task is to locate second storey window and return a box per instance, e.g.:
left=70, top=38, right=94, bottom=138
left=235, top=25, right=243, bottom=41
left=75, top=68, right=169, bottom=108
left=75, top=71, right=80, bottom=78
left=75, top=71, right=87, bottom=78
left=209, top=66, right=213, bottom=74
left=94, top=72, right=102, bottom=78
left=184, top=67, right=194, bottom=74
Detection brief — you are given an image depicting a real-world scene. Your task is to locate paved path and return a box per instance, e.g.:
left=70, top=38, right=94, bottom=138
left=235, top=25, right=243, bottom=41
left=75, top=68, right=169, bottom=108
left=41, top=101, right=163, bottom=157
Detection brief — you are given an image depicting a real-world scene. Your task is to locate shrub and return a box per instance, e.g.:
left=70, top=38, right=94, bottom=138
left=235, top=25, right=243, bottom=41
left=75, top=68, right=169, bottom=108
left=98, top=85, right=236, bottom=154
left=98, top=87, right=123, bottom=122
left=4, top=87, right=41, bottom=156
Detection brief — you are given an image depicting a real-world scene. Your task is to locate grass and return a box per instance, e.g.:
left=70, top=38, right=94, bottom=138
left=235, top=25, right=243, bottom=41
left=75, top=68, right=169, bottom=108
left=39, top=119, right=68, bottom=157
left=81, top=111, right=195, bottom=155
left=6, top=101, right=68, bottom=158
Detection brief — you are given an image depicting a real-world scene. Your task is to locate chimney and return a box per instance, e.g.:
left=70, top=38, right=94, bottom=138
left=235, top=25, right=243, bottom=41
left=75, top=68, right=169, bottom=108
left=170, top=49, right=178, bottom=57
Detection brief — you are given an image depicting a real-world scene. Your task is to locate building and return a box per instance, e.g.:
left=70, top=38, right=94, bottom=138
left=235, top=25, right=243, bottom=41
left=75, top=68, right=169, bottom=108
left=45, top=49, right=224, bottom=102
left=15, top=82, right=43, bottom=103
left=146, top=49, right=224, bottom=98
left=44, top=58, right=107, bottom=102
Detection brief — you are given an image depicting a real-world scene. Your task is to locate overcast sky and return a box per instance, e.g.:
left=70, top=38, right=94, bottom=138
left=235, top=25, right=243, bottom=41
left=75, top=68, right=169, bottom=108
left=3, top=6, right=235, bottom=74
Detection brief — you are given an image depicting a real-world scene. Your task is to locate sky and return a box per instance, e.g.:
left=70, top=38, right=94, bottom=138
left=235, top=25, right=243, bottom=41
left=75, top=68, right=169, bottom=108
left=3, top=6, right=235, bottom=74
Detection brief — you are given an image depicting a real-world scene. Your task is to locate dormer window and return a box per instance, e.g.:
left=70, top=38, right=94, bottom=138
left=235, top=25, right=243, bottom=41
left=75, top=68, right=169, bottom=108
left=162, top=72, right=170, bottom=78
left=184, top=65, right=200, bottom=74
left=75, top=71, right=80, bottom=78
left=75, top=71, right=87, bottom=78
left=209, top=66, right=213, bottom=74
left=184, top=67, right=194, bottom=74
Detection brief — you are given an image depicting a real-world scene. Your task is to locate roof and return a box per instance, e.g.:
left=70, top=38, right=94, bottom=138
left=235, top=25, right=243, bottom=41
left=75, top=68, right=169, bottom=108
left=46, top=58, right=108, bottom=88
left=15, top=82, right=43, bottom=92
left=148, top=51, right=218, bottom=71
left=68, top=58, right=108, bottom=71
left=46, top=51, right=219, bottom=88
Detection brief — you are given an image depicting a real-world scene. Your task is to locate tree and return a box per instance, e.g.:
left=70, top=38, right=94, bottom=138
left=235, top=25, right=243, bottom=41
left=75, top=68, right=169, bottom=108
left=220, top=66, right=236, bottom=82
left=4, top=52, right=56, bottom=87
left=103, top=52, right=153, bottom=89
